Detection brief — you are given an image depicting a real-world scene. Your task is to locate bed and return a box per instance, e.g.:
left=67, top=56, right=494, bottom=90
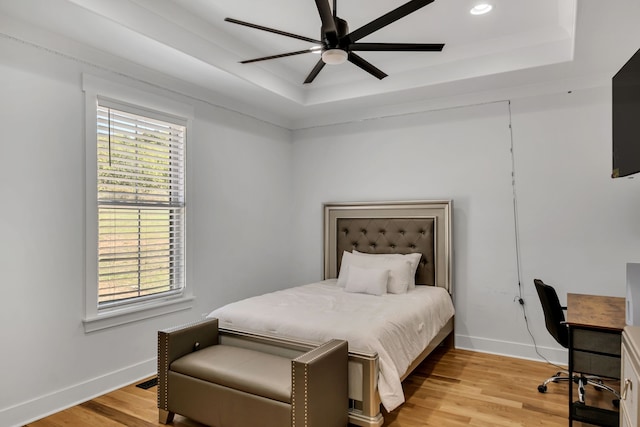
left=208, top=200, right=455, bottom=427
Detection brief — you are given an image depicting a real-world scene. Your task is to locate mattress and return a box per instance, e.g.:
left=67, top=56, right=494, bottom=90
left=207, top=279, right=454, bottom=411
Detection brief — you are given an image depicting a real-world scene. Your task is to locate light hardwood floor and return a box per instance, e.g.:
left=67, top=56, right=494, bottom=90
left=25, top=347, right=619, bottom=427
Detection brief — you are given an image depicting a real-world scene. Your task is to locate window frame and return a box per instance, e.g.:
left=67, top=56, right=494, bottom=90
left=83, top=74, right=194, bottom=332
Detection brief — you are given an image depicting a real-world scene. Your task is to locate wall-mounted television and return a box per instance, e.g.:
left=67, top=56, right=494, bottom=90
left=613, top=48, right=640, bottom=178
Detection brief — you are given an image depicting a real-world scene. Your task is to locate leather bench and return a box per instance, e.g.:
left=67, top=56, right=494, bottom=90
left=158, top=318, right=348, bottom=427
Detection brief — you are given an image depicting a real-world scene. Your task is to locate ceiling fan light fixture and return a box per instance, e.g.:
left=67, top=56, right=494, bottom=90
left=322, top=49, right=348, bottom=65
left=310, top=45, right=323, bottom=54
left=470, top=3, right=493, bottom=15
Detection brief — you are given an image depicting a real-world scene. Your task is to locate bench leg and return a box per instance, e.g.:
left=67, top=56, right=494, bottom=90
left=159, top=409, right=174, bottom=424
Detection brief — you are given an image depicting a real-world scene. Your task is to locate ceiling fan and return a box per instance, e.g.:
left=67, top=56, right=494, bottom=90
left=225, top=0, right=444, bottom=84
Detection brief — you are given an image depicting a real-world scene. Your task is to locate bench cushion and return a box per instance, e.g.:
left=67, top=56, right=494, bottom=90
left=170, top=345, right=292, bottom=403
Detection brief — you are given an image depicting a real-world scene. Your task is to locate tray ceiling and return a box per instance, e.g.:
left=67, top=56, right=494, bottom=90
left=1, top=0, right=639, bottom=128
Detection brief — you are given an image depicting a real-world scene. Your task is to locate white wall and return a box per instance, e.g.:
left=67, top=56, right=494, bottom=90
left=512, top=88, right=640, bottom=356
left=0, top=37, right=293, bottom=427
left=291, top=86, right=640, bottom=362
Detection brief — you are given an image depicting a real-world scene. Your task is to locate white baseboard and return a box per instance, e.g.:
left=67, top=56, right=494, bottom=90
left=454, top=334, right=568, bottom=367
left=1, top=358, right=156, bottom=427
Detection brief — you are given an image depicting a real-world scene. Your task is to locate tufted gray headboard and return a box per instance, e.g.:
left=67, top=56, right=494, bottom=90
left=323, top=200, right=452, bottom=293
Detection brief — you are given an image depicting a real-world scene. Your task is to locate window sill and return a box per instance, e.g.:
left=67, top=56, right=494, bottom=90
left=83, top=295, right=194, bottom=333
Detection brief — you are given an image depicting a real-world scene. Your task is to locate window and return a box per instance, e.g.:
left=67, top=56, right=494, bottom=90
left=83, top=74, right=193, bottom=332
left=96, top=102, right=185, bottom=308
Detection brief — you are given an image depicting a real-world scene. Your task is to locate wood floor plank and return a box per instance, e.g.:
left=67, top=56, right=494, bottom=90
left=26, top=404, right=125, bottom=427
left=93, top=391, right=159, bottom=424
left=26, top=347, right=619, bottom=426
left=79, top=401, right=158, bottom=427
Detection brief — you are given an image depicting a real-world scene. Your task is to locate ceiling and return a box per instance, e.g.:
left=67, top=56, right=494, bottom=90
left=1, top=0, right=639, bottom=128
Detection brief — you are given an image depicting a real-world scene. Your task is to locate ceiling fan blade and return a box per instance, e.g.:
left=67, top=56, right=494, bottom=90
left=239, top=49, right=315, bottom=64
left=348, top=52, right=388, bottom=80
left=314, top=0, right=339, bottom=45
left=350, top=42, right=444, bottom=52
left=225, top=18, right=321, bottom=44
left=347, top=0, right=435, bottom=43
left=304, top=59, right=326, bottom=84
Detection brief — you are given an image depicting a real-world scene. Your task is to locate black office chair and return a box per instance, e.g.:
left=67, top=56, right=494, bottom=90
left=534, top=279, right=619, bottom=404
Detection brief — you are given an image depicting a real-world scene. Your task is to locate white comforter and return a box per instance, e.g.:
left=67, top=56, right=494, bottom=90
left=207, top=279, right=454, bottom=411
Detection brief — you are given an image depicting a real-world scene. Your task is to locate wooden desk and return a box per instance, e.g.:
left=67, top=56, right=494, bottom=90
left=566, top=293, right=626, bottom=427
left=567, top=293, right=627, bottom=331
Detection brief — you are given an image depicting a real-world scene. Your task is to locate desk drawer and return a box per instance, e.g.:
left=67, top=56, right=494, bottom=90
left=621, top=341, right=640, bottom=426
left=573, top=350, right=620, bottom=378
left=573, top=328, right=621, bottom=356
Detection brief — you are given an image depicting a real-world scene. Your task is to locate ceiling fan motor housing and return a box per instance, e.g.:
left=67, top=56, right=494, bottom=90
left=330, top=17, right=350, bottom=47
left=320, top=16, right=349, bottom=64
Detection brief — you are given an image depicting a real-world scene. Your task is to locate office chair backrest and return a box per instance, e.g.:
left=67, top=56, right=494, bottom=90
left=534, top=279, right=569, bottom=348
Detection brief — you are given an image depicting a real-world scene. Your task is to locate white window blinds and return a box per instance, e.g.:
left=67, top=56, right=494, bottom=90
left=96, top=100, right=186, bottom=308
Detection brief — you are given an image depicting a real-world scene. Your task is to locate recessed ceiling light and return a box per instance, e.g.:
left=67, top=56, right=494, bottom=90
left=470, top=3, right=493, bottom=15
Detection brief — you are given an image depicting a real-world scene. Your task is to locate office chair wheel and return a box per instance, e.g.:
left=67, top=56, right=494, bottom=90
left=538, top=384, right=547, bottom=393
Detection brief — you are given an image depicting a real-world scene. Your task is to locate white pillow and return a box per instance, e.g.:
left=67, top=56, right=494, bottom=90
left=353, top=250, right=422, bottom=289
left=337, top=251, right=412, bottom=294
left=343, top=265, right=389, bottom=296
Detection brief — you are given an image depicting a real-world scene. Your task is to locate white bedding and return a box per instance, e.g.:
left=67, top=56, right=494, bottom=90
left=207, top=279, right=454, bottom=411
